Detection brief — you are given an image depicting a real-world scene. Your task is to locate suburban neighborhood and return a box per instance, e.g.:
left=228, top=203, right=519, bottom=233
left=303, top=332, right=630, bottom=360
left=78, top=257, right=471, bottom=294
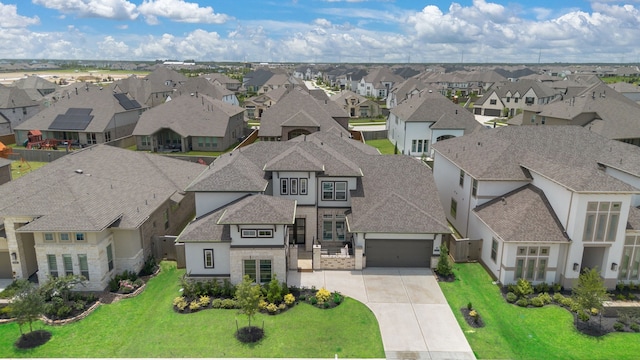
left=1, top=59, right=640, bottom=359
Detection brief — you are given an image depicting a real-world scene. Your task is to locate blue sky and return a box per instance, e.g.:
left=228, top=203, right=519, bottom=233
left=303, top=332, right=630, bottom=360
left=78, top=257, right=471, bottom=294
left=0, top=0, right=639, bottom=63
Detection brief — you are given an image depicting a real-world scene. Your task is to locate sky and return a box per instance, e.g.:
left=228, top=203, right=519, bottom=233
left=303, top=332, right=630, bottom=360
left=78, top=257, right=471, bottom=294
left=0, top=0, right=639, bottom=63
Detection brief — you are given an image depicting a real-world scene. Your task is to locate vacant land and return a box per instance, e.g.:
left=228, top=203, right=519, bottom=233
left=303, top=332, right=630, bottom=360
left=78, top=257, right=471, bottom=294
left=0, top=69, right=150, bottom=85
left=0, top=262, right=384, bottom=358
left=439, top=262, right=640, bottom=360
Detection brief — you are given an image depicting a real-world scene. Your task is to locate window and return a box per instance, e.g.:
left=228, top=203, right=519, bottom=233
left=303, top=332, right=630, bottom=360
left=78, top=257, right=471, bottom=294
left=472, top=179, right=478, bottom=197
left=203, top=249, right=214, bottom=269
left=88, top=133, right=97, bottom=144
left=336, top=221, right=345, bottom=241
left=541, top=117, right=546, bottom=125
left=450, top=199, right=457, bottom=219
left=60, top=233, right=70, bottom=241
left=323, top=221, right=333, bottom=241
left=106, top=244, right=114, bottom=272
left=514, top=97, right=519, bottom=103
left=258, top=230, right=273, bottom=238
left=241, top=229, right=257, bottom=238
left=299, top=178, right=308, bottom=195
left=514, top=246, right=549, bottom=281
left=525, top=97, right=535, bottom=105
left=243, top=259, right=272, bottom=283
left=243, top=259, right=257, bottom=281
left=259, top=260, right=272, bottom=283
left=489, top=99, right=497, bottom=105
left=506, top=97, right=510, bottom=103
left=104, top=131, right=111, bottom=142
left=281, top=178, right=288, bottom=195
left=491, top=238, right=498, bottom=262
left=290, top=178, right=298, bottom=195
left=44, top=233, right=54, bottom=241
left=78, top=254, right=89, bottom=280
left=411, top=139, right=428, bottom=153
left=164, top=209, right=169, bottom=230
left=321, top=181, right=348, bottom=201
left=583, top=201, right=621, bottom=242
left=459, top=169, right=465, bottom=187
left=63, top=254, right=73, bottom=276
left=47, top=255, right=58, bottom=278
left=141, top=136, right=151, bottom=146
left=75, top=233, right=85, bottom=241
left=619, top=236, right=640, bottom=280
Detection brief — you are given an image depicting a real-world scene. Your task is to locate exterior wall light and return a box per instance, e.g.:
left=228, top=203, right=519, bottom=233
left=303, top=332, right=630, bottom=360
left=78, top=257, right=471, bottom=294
left=573, top=263, right=579, bottom=272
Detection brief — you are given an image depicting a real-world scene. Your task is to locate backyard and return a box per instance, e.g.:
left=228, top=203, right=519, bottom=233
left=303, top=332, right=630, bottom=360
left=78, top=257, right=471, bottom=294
left=439, top=262, right=640, bottom=360
left=364, top=139, right=395, bottom=154
left=0, top=262, right=384, bottom=358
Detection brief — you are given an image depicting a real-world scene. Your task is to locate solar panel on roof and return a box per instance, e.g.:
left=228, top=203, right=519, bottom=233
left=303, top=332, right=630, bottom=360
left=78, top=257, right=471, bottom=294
left=114, top=93, right=141, bottom=110
left=49, top=114, right=94, bottom=130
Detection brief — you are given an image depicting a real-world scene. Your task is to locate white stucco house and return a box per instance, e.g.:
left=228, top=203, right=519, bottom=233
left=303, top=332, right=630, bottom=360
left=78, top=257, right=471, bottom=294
left=387, top=90, right=483, bottom=158
left=177, top=131, right=450, bottom=284
left=432, top=126, right=640, bottom=289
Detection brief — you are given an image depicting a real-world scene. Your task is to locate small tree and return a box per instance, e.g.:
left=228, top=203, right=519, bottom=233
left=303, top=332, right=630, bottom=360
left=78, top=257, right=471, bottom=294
left=10, top=280, right=45, bottom=335
left=572, top=267, right=610, bottom=314
left=235, top=275, right=262, bottom=328
left=266, top=275, right=282, bottom=304
left=436, top=243, right=453, bottom=277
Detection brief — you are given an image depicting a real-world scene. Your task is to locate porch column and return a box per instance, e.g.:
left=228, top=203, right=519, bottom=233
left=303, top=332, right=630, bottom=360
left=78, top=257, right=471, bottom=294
left=312, top=245, right=321, bottom=270
left=289, top=244, right=298, bottom=270
left=355, top=246, right=363, bottom=270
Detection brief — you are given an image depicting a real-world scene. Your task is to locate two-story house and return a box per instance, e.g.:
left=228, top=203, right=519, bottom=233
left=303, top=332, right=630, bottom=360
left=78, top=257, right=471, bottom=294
left=473, top=79, right=559, bottom=117
left=387, top=90, right=483, bottom=158
left=432, top=126, right=640, bottom=289
left=0, top=84, right=40, bottom=136
left=357, top=68, right=404, bottom=99
left=178, top=131, right=450, bottom=284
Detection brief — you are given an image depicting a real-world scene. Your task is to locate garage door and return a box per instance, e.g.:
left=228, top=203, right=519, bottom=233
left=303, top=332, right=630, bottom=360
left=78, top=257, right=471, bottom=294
left=366, top=239, right=432, bottom=267
left=0, top=252, right=12, bottom=278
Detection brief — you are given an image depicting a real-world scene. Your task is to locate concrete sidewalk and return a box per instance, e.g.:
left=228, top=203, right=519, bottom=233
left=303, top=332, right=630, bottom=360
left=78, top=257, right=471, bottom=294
left=287, top=268, right=475, bottom=360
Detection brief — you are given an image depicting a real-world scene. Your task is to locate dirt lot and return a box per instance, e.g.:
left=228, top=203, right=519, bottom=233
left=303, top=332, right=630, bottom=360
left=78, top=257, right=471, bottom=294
left=0, top=70, right=147, bottom=85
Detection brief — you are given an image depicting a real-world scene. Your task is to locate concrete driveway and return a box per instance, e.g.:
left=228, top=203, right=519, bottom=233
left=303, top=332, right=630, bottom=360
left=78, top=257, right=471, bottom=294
left=287, top=268, right=475, bottom=360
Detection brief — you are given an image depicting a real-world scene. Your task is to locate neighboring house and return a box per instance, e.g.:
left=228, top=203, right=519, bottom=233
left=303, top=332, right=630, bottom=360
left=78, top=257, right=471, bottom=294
left=177, top=131, right=450, bottom=284
left=513, top=83, right=640, bottom=146
left=12, top=75, right=58, bottom=102
left=387, top=90, right=483, bottom=157
left=0, top=157, right=10, bottom=185
left=258, top=73, right=300, bottom=95
left=132, top=93, right=245, bottom=152
left=386, top=78, right=433, bottom=109
left=258, top=88, right=350, bottom=141
left=0, top=84, right=40, bottom=136
left=608, top=82, right=640, bottom=103
left=243, top=69, right=276, bottom=94
left=356, top=67, right=404, bottom=98
left=243, top=87, right=288, bottom=120
left=14, top=83, right=146, bottom=147
left=0, top=144, right=205, bottom=289
left=473, top=80, right=559, bottom=117
left=432, top=126, right=640, bottom=289
left=202, top=73, right=242, bottom=92
left=330, top=90, right=381, bottom=118
left=175, top=77, right=239, bottom=106
left=114, top=67, right=187, bottom=108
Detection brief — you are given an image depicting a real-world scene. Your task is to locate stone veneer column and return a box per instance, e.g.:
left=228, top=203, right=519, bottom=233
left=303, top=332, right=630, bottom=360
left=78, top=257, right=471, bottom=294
left=355, top=246, right=363, bottom=270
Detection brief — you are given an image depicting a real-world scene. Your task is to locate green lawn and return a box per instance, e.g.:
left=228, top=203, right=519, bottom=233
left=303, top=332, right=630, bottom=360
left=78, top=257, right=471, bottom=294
left=11, top=161, right=47, bottom=180
left=365, top=139, right=395, bottom=155
left=0, top=262, right=384, bottom=358
left=349, top=118, right=386, bottom=124
left=439, top=263, right=640, bottom=360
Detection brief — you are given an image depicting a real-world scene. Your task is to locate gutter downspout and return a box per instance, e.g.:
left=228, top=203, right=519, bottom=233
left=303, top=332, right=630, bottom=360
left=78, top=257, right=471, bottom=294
left=498, top=238, right=506, bottom=284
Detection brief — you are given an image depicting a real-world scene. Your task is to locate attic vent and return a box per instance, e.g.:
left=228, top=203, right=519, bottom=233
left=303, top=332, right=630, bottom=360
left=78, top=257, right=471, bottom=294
left=75, top=169, right=83, bottom=174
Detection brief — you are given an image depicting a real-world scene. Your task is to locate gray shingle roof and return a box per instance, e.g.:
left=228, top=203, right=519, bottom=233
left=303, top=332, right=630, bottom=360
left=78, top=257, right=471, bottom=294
left=0, top=144, right=205, bottom=231
left=132, top=94, right=243, bottom=137
left=473, top=185, right=569, bottom=243
left=0, top=84, right=38, bottom=108
left=178, top=208, right=230, bottom=243
left=433, top=125, right=640, bottom=192
left=187, top=152, right=268, bottom=192
left=175, top=77, right=234, bottom=99
left=218, top=194, right=296, bottom=225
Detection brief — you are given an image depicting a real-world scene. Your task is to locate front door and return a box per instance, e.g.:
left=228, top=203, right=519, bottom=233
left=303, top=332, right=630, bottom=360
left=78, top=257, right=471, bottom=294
left=289, top=218, right=306, bottom=245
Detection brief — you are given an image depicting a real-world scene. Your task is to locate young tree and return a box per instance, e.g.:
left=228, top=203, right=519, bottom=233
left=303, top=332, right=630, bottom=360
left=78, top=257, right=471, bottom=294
left=572, top=267, right=610, bottom=313
left=436, top=243, right=454, bottom=278
left=10, top=280, right=45, bottom=335
left=235, top=275, right=262, bottom=328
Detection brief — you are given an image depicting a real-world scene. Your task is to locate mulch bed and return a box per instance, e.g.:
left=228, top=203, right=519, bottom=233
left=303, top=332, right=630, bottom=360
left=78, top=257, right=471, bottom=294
left=435, top=273, right=456, bottom=282
left=14, top=330, right=51, bottom=349
left=460, top=308, right=485, bottom=328
left=235, top=326, right=264, bottom=343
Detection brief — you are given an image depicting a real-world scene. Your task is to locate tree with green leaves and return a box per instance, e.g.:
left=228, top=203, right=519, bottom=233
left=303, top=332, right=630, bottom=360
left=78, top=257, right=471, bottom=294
left=436, top=243, right=454, bottom=278
left=235, top=275, right=262, bottom=328
left=572, top=267, right=610, bottom=314
left=10, top=279, right=45, bottom=335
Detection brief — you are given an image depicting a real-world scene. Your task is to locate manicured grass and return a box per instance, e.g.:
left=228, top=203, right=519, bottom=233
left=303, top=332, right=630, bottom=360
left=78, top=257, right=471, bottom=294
left=349, top=118, right=386, bottom=124
left=439, top=263, right=640, bottom=360
left=11, top=161, right=47, bottom=180
left=365, top=139, right=395, bottom=155
left=0, top=262, right=383, bottom=358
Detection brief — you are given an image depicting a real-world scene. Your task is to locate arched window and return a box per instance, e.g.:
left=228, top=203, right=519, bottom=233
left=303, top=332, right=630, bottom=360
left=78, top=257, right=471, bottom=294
left=288, top=129, right=311, bottom=139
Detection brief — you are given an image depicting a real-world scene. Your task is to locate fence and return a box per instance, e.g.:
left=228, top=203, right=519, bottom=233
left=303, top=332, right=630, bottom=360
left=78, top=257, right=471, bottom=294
left=7, top=148, right=69, bottom=163
left=361, top=129, right=388, bottom=141
left=0, top=134, right=15, bottom=145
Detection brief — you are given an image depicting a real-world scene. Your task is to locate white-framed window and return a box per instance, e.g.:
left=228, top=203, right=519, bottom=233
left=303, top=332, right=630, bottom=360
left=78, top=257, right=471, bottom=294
left=203, top=249, right=214, bottom=269
left=281, top=178, right=288, bottom=195
left=106, top=244, right=114, bottom=272
left=491, top=238, right=498, bottom=262
left=472, top=179, right=478, bottom=197
left=141, top=136, right=151, bottom=146
left=525, top=97, right=534, bottom=105
left=620, top=235, right=640, bottom=280
left=104, top=131, right=111, bottom=142
left=88, top=133, right=97, bottom=144
left=411, top=139, right=428, bottom=153
left=241, top=229, right=257, bottom=238
left=489, top=99, right=497, bottom=105
left=459, top=169, right=465, bottom=187
left=300, top=178, right=308, bottom=195
left=514, top=246, right=549, bottom=281
left=583, top=201, right=621, bottom=242
left=322, top=213, right=346, bottom=241
left=75, top=233, right=85, bottom=241
left=62, top=254, right=73, bottom=276
left=164, top=209, right=169, bottom=230
left=243, top=259, right=272, bottom=283
left=44, top=233, right=55, bottom=242
left=450, top=198, right=457, bottom=219
left=290, top=178, right=298, bottom=195
left=78, top=254, right=89, bottom=280
left=321, top=181, right=347, bottom=201
left=60, top=233, right=70, bottom=241
left=257, top=229, right=273, bottom=238
left=47, top=254, right=58, bottom=278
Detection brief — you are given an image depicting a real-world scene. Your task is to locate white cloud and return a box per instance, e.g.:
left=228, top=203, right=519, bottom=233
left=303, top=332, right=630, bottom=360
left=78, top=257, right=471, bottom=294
left=138, top=0, right=231, bottom=24
left=32, top=0, right=138, bottom=20
left=0, top=3, right=39, bottom=27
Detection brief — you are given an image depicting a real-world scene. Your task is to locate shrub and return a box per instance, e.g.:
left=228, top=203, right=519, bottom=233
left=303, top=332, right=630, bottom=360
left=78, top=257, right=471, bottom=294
left=436, top=243, right=453, bottom=277
left=278, top=303, right=287, bottom=311
left=309, top=296, right=318, bottom=305
left=209, top=279, right=222, bottom=297
left=469, top=309, right=479, bottom=323
left=56, top=305, right=72, bottom=318
left=198, top=295, right=211, bottom=307
left=118, top=279, right=137, bottom=294
left=316, top=288, right=331, bottom=304
left=139, top=255, right=157, bottom=276
left=569, top=300, right=582, bottom=313
left=515, top=278, right=534, bottom=298
left=506, top=292, right=518, bottom=303
left=173, top=297, right=188, bottom=311
left=506, top=283, right=518, bottom=294
left=0, top=305, right=12, bottom=317
left=280, top=281, right=289, bottom=300
left=616, top=282, right=627, bottom=293
left=553, top=293, right=565, bottom=303
left=577, top=310, right=590, bottom=322
left=534, top=282, right=549, bottom=294
left=537, top=292, right=552, bottom=305
left=258, top=299, right=268, bottom=310
left=616, top=294, right=627, bottom=301
left=74, top=300, right=86, bottom=311
left=628, top=294, right=637, bottom=301
left=333, top=292, right=343, bottom=305
left=530, top=297, right=544, bottom=307
left=590, top=307, right=599, bottom=316
left=211, top=299, right=223, bottom=309
left=323, top=302, right=330, bottom=309
left=613, top=322, right=625, bottom=332
left=221, top=298, right=236, bottom=309
left=631, top=323, right=640, bottom=332
left=467, top=302, right=473, bottom=310
left=515, top=298, right=529, bottom=307
left=266, top=303, right=278, bottom=314
left=267, top=277, right=282, bottom=304
left=189, top=301, right=200, bottom=311
left=552, top=283, right=563, bottom=293
left=284, top=293, right=295, bottom=306
left=222, top=279, right=235, bottom=298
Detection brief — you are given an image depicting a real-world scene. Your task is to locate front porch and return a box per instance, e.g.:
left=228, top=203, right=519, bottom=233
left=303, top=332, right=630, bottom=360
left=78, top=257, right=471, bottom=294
left=289, top=240, right=363, bottom=272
